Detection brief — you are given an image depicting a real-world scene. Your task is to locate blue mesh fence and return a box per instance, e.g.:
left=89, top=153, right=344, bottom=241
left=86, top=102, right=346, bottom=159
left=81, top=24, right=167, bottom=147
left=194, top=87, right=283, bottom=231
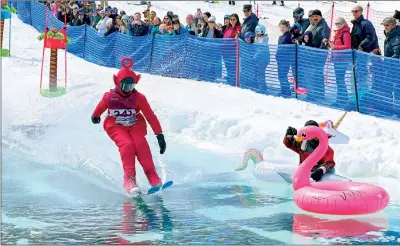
left=355, top=51, right=400, bottom=118
left=11, top=1, right=400, bottom=121
left=114, top=33, right=152, bottom=73
left=297, top=46, right=355, bottom=110
left=150, top=33, right=188, bottom=78
left=182, top=36, right=236, bottom=85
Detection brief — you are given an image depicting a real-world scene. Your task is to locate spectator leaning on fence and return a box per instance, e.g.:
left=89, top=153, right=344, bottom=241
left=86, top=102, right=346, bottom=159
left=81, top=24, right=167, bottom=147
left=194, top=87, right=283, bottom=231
left=330, top=17, right=352, bottom=106
left=186, top=14, right=198, bottom=35
left=382, top=17, right=400, bottom=59
left=223, top=13, right=241, bottom=38
left=120, top=15, right=131, bottom=35
left=238, top=4, right=259, bottom=40
left=291, top=7, right=310, bottom=44
left=221, top=15, right=230, bottom=34
left=350, top=5, right=379, bottom=53
left=201, top=16, right=222, bottom=38
left=131, top=12, right=147, bottom=36
left=276, top=19, right=293, bottom=98
left=104, top=17, right=116, bottom=36
left=308, top=9, right=330, bottom=49
left=150, top=17, right=161, bottom=35
left=307, top=10, right=331, bottom=102
left=96, top=10, right=109, bottom=35
left=91, top=9, right=100, bottom=28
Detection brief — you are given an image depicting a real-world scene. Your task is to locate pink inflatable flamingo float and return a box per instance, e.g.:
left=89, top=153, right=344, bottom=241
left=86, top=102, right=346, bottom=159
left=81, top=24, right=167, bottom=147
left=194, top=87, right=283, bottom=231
left=292, top=126, right=390, bottom=215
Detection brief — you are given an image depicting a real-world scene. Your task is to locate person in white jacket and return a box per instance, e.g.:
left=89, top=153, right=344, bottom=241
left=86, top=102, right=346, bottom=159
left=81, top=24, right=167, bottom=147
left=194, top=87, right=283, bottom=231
left=96, top=10, right=110, bottom=35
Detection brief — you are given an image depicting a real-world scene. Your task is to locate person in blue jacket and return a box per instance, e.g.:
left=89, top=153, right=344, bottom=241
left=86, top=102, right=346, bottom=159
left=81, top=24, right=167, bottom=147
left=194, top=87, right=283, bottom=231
left=238, top=4, right=259, bottom=40
left=276, top=19, right=293, bottom=98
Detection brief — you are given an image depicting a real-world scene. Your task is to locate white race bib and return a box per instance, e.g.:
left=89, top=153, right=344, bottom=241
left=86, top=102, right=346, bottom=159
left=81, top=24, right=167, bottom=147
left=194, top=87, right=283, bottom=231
left=110, top=109, right=137, bottom=126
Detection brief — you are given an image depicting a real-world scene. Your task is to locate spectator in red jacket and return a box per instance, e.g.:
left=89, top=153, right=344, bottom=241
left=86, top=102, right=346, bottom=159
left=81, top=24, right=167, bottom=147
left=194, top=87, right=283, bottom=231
left=283, top=120, right=336, bottom=182
left=331, top=17, right=352, bottom=106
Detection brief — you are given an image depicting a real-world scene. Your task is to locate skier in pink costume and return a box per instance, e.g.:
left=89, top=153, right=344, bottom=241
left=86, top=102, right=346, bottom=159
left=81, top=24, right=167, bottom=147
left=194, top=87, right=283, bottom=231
left=91, top=57, right=166, bottom=195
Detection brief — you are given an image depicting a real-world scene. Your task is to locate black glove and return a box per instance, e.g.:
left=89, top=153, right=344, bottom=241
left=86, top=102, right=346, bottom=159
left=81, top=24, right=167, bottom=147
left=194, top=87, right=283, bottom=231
left=285, top=126, right=297, bottom=137
left=91, top=115, right=101, bottom=124
left=156, top=134, right=166, bottom=154
left=310, top=168, right=324, bottom=182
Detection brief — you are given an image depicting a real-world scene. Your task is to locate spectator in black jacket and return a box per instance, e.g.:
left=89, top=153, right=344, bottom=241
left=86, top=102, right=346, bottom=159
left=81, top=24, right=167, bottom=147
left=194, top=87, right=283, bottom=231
left=57, top=6, right=71, bottom=24
left=350, top=5, right=379, bottom=91
left=350, top=5, right=379, bottom=52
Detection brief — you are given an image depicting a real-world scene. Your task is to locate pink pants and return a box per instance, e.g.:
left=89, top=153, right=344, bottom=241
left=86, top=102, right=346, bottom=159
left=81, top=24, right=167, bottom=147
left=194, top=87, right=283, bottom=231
left=106, top=125, right=161, bottom=186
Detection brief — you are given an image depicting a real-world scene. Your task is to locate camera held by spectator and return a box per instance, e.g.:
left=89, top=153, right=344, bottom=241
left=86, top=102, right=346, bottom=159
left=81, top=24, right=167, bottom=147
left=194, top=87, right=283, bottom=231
left=394, top=10, right=400, bottom=22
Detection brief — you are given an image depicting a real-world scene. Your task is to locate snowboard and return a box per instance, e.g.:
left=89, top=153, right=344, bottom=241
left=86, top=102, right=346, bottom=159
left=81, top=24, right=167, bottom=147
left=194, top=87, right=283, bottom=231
left=146, top=180, right=173, bottom=195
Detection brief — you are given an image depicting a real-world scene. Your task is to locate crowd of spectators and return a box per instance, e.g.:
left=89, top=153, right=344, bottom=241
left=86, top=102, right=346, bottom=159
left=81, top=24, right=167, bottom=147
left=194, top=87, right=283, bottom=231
left=40, top=0, right=400, bottom=112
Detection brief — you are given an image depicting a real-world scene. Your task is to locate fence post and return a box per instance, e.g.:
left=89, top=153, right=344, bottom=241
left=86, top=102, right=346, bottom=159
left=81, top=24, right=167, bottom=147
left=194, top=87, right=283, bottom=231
left=351, top=49, right=360, bottom=112
left=148, top=35, right=156, bottom=73
left=256, top=4, right=259, bottom=18
left=295, top=44, right=298, bottom=98
left=83, top=24, right=87, bottom=59
left=366, top=2, right=370, bottom=20
left=29, top=1, right=32, bottom=25
left=235, top=38, right=239, bottom=87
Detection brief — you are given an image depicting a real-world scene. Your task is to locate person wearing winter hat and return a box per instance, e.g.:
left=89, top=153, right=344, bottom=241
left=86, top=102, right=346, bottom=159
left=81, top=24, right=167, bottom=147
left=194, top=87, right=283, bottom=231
left=91, top=58, right=166, bottom=195
left=201, top=16, right=223, bottom=38
left=302, top=31, right=313, bottom=47
left=292, top=7, right=310, bottom=35
left=238, top=4, right=259, bottom=40
left=382, top=17, right=400, bottom=59
left=284, top=120, right=336, bottom=182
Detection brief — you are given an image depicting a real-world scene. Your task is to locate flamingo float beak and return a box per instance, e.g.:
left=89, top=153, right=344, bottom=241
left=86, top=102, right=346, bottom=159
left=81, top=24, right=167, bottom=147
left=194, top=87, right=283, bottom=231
left=295, top=136, right=303, bottom=142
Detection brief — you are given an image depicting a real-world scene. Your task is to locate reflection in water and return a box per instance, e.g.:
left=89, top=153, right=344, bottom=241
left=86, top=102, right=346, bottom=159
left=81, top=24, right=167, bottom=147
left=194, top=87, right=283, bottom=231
left=104, top=197, right=173, bottom=245
left=292, top=213, right=389, bottom=243
left=2, top=161, right=400, bottom=245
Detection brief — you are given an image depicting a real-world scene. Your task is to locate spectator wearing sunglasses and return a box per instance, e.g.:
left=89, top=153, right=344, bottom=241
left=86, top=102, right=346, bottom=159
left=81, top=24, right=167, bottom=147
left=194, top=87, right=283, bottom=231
left=171, top=17, right=188, bottom=36
left=330, top=17, right=352, bottom=106
left=221, top=13, right=241, bottom=86
left=223, top=13, right=241, bottom=38
left=238, top=4, right=259, bottom=40
left=350, top=5, right=379, bottom=53
left=291, top=7, right=310, bottom=45
left=350, top=5, right=379, bottom=92
left=162, top=15, right=172, bottom=26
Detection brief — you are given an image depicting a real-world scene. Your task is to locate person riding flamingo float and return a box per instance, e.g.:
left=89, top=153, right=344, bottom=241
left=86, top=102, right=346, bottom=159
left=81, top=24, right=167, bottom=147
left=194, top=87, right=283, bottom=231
left=284, top=120, right=335, bottom=182
left=91, top=57, right=166, bottom=195
left=292, top=125, right=389, bottom=215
